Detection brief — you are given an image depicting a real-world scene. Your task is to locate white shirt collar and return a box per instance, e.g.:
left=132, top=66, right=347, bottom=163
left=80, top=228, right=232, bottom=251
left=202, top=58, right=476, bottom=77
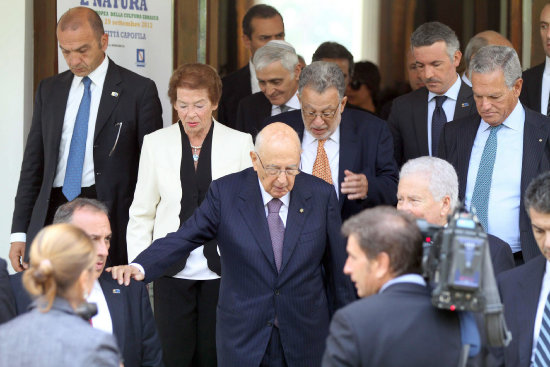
left=72, top=55, right=109, bottom=87
left=428, top=73, right=461, bottom=102
left=257, top=178, right=291, bottom=209
left=545, top=56, right=550, bottom=76
left=303, top=123, right=341, bottom=146
left=479, top=100, right=524, bottom=132
left=379, top=273, right=427, bottom=294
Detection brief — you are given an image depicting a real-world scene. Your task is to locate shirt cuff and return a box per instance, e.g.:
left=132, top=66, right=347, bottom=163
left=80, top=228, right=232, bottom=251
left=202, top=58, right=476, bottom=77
left=129, top=263, right=145, bottom=276
left=10, top=233, right=26, bottom=243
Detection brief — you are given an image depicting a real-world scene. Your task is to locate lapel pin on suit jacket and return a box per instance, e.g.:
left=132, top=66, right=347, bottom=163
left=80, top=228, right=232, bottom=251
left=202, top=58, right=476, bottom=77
left=111, top=91, right=119, bottom=97
left=461, top=102, right=469, bottom=107
left=299, top=208, right=304, bottom=213
left=540, top=139, right=543, bottom=142
left=112, top=289, right=121, bottom=294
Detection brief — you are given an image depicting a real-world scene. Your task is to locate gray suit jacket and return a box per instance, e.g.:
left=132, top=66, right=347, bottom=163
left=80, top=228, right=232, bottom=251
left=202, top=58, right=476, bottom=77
left=0, top=297, right=120, bottom=367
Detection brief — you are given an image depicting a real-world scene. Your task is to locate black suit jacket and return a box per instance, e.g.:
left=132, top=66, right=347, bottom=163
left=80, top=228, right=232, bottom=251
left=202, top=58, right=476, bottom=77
left=495, top=255, right=547, bottom=367
left=218, top=65, right=252, bottom=129
left=0, top=258, right=15, bottom=325
left=322, top=282, right=461, bottom=366
left=9, top=271, right=163, bottom=367
left=488, top=235, right=515, bottom=276
left=520, top=63, right=545, bottom=113
left=264, top=109, right=399, bottom=220
left=11, top=59, right=163, bottom=265
left=235, top=91, right=272, bottom=137
left=388, top=80, right=477, bottom=166
left=438, top=107, right=550, bottom=261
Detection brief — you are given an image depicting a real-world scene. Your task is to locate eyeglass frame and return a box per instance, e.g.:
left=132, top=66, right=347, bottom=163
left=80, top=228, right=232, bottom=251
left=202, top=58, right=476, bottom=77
left=301, top=99, right=344, bottom=121
left=255, top=152, right=301, bottom=177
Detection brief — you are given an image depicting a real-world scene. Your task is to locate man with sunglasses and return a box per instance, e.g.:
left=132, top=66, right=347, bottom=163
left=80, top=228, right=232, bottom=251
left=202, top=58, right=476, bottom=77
left=107, top=122, right=356, bottom=367
left=264, top=61, right=399, bottom=220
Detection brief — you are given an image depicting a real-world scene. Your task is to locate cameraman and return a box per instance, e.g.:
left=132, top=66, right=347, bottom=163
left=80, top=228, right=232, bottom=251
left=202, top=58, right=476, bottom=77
left=397, top=156, right=514, bottom=275
left=496, top=171, right=550, bottom=366
left=322, top=206, right=462, bottom=366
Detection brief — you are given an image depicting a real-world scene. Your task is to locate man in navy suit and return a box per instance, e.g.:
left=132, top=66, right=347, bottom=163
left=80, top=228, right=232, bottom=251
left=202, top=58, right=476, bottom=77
left=322, top=206, right=461, bottom=366
left=10, top=199, right=163, bottom=367
left=438, top=45, right=550, bottom=264
left=264, top=61, right=399, bottom=220
left=108, top=122, right=356, bottom=367
left=495, top=171, right=550, bottom=366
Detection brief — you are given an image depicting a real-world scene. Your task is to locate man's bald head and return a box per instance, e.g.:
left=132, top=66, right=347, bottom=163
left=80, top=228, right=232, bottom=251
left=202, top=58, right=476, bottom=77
left=476, top=31, right=513, bottom=48
left=57, top=6, right=104, bottom=42
left=251, top=123, right=301, bottom=199
left=464, top=31, right=513, bottom=74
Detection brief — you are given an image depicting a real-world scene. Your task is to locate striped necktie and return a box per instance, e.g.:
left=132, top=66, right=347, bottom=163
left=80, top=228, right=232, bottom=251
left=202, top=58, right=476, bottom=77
left=534, top=291, right=550, bottom=366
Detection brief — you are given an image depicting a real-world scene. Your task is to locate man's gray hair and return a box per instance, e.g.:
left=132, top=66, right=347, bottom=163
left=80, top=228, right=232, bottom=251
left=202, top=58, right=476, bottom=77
left=253, top=40, right=298, bottom=75
left=53, top=198, right=109, bottom=224
left=298, top=61, right=346, bottom=99
left=525, top=171, right=550, bottom=215
left=400, top=157, right=459, bottom=211
left=410, top=21, right=460, bottom=61
left=468, top=45, right=521, bottom=89
left=464, top=36, right=488, bottom=73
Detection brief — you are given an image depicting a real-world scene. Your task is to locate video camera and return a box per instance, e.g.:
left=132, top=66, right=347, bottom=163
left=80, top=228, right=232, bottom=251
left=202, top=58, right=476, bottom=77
left=417, top=204, right=511, bottom=348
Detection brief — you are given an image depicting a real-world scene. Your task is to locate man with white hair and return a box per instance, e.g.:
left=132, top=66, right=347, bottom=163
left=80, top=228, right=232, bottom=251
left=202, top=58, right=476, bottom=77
left=438, top=45, right=550, bottom=265
left=397, top=156, right=514, bottom=275
left=235, top=40, right=301, bottom=137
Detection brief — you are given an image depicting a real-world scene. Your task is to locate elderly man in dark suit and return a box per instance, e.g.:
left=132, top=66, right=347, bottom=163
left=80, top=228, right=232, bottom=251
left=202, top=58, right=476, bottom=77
left=9, top=6, right=163, bottom=271
left=264, top=61, right=399, bottom=220
left=388, top=21, right=477, bottom=167
left=438, top=45, right=550, bottom=265
left=322, top=206, right=462, bottom=366
left=10, top=198, right=163, bottom=367
left=218, top=4, right=284, bottom=129
left=235, top=40, right=301, bottom=138
left=108, top=122, right=356, bottom=367
left=495, top=171, right=550, bottom=366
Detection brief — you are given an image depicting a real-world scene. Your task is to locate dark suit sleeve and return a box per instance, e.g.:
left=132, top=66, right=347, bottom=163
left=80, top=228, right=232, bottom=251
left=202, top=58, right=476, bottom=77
left=362, top=123, right=398, bottom=207
left=136, top=283, right=163, bottom=366
left=322, top=309, right=360, bottom=367
left=488, top=236, right=515, bottom=276
left=235, top=100, right=246, bottom=133
left=11, top=82, right=47, bottom=234
left=324, top=189, right=356, bottom=311
left=386, top=101, right=404, bottom=166
left=136, top=79, right=163, bottom=146
left=135, top=180, right=221, bottom=283
left=0, top=259, right=15, bottom=324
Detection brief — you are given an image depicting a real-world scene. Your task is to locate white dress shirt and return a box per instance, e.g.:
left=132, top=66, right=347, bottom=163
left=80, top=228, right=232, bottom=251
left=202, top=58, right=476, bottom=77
left=464, top=102, right=524, bottom=253
left=10, top=56, right=109, bottom=244
left=87, top=279, right=113, bottom=335
left=427, top=74, right=461, bottom=156
left=249, top=60, right=261, bottom=94
left=540, top=57, right=550, bottom=115
left=270, top=93, right=301, bottom=116
left=532, top=260, right=550, bottom=364
left=300, top=125, right=340, bottom=197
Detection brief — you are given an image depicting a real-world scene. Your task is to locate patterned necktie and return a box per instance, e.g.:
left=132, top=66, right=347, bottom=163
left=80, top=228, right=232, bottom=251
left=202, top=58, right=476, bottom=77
left=534, top=292, right=550, bottom=366
left=431, top=95, right=448, bottom=156
left=280, top=104, right=291, bottom=113
left=312, top=139, right=333, bottom=184
left=267, top=198, right=285, bottom=272
left=63, top=76, right=92, bottom=201
left=470, top=125, right=503, bottom=231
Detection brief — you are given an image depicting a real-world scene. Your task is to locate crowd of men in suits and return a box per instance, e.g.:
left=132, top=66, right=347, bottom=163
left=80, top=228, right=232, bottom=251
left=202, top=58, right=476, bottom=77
left=4, top=2, right=550, bottom=366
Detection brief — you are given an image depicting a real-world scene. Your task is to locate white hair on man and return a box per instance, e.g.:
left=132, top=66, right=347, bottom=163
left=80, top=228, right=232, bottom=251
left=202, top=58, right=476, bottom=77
left=253, top=40, right=298, bottom=74
left=400, top=156, right=459, bottom=211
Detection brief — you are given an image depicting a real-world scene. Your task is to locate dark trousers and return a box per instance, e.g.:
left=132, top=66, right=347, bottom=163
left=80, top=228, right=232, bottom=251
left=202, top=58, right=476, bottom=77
left=154, top=276, right=220, bottom=367
left=260, top=326, right=287, bottom=367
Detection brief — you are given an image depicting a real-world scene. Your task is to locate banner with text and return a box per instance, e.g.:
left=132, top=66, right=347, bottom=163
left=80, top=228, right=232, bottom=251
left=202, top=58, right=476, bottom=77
left=57, top=0, right=173, bottom=127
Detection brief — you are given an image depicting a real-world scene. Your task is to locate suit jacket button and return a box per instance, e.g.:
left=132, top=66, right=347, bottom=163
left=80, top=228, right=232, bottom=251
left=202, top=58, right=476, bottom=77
left=95, top=172, right=101, bottom=176
left=267, top=321, right=273, bottom=327
left=274, top=290, right=280, bottom=295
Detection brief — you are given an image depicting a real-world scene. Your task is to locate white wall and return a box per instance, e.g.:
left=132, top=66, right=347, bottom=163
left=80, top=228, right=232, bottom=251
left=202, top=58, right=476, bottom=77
left=0, top=0, right=33, bottom=273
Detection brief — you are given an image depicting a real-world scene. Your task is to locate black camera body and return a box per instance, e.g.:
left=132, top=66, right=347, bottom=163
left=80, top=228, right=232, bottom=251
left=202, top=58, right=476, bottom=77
left=418, top=208, right=487, bottom=312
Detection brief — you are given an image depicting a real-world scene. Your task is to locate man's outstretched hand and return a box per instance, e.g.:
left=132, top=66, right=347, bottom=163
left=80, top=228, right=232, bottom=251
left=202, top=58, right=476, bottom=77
left=105, top=265, right=144, bottom=286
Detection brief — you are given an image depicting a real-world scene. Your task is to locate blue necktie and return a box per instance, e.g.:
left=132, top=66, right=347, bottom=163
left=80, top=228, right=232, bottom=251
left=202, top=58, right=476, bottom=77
left=534, top=292, right=550, bottom=366
left=63, top=76, right=92, bottom=201
left=267, top=198, right=285, bottom=272
left=470, top=125, right=502, bottom=231
left=431, top=95, right=447, bottom=156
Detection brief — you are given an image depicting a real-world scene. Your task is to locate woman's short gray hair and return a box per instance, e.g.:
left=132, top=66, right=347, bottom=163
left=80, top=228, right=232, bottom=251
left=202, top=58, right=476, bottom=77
left=253, top=40, right=298, bottom=75
left=410, top=21, right=460, bottom=61
left=400, top=156, right=459, bottom=211
left=468, top=45, right=521, bottom=89
left=298, top=61, right=346, bottom=99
